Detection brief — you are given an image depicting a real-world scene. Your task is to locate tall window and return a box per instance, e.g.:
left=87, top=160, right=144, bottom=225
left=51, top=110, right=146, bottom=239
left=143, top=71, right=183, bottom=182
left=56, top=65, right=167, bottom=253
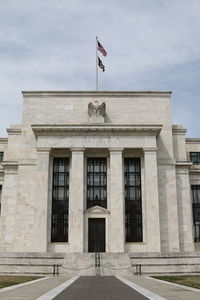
left=190, top=152, right=200, bottom=164
left=0, top=152, right=3, bottom=163
left=124, top=158, right=142, bottom=242
left=191, top=185, right=200, bottom=242
left=87, top=158, right=107, bottom=209
left=51, top=158, right=69, bottom=242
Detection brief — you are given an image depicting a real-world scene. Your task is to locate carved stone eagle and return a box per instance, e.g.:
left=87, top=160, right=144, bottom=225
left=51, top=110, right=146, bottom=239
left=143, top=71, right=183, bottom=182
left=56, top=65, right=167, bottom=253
left=88, top=101, right=106, bottom=118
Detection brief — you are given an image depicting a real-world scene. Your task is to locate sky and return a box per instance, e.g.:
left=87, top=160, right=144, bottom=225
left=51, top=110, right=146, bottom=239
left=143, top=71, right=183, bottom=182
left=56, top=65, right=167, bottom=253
left=0, top=0, right=200, bottom=137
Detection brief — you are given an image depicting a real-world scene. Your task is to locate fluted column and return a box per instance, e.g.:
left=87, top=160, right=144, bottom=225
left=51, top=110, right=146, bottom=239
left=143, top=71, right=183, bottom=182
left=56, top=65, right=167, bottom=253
left=109, top=148, right=124, bottom=252
left=68, top=148, right=84, bottom=252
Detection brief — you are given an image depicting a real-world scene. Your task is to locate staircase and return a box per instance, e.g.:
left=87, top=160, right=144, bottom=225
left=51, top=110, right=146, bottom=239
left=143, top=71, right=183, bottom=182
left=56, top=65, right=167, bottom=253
left=0, top=252, right=200, bottom=276
left=60, top=253, right=132, bottom=276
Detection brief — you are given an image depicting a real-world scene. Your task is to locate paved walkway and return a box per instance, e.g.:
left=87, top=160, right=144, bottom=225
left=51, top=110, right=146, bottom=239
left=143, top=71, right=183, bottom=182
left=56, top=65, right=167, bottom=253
left=53, top=276, right=149, bottom=300
left=123, top=275, right=200, bottom=300
left=0, top=275, right=199, bottom=299
left=0, top=275, right=72, bottom=300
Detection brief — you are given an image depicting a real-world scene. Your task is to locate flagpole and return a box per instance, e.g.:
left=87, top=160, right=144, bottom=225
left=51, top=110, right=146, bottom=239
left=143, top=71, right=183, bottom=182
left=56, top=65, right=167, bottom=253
left=96, top=36, right=98, bottom=91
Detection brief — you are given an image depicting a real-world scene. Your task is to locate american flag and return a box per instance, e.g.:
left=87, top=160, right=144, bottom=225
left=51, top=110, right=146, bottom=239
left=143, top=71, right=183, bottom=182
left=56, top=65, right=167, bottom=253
left=97, top=41, right=107, bottom=57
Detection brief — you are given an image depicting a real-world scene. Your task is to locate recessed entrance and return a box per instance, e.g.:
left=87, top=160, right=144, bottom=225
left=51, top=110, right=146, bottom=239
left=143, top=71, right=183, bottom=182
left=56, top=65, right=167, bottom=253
left=88, top=218, right=105, bottom=252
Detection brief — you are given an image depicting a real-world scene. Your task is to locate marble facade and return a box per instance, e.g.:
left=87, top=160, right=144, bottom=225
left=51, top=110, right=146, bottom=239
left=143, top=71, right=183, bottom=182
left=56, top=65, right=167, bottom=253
left=0, top=91, right=199, bottom=254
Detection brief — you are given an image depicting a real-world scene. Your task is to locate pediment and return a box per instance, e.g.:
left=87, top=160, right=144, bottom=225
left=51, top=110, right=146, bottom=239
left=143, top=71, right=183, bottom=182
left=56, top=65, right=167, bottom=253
left=84, top=205, right=110, bottom=215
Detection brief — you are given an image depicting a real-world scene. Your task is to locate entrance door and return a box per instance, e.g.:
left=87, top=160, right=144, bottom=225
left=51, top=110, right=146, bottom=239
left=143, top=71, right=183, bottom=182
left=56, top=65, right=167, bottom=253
left=88, top=218, right=105, bottom=252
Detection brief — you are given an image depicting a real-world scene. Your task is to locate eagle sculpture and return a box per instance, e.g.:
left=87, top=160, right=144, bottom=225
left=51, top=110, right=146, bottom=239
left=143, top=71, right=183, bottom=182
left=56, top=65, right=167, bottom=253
left=88, top=101, right=106, bottom=118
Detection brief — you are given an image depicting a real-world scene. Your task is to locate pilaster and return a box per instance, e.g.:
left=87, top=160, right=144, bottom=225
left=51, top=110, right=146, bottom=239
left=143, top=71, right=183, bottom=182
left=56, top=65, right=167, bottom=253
left=0, top=162, right=18, bottom=251
left=35, top=147, right=50, bottom=252
left=176, top=164, right=194, bottom=251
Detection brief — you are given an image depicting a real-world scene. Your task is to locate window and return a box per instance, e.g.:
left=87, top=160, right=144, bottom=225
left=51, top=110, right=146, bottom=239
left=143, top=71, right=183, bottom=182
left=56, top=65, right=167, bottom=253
left=87, top=158, right=107, bottom=209
left=0, top=152, right=3, bottom=163
left=190, top=152, right=200, bottom=164
left=124, top=158, right=142, bottom=242
left=51, top=158, right=69, bottom=242
left=191, top=185, right=200, bottom=242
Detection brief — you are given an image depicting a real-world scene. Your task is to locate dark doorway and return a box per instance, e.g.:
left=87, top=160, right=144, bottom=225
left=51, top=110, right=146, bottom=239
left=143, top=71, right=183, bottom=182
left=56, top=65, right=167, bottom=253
left=88, top=218, right=105, bottom=252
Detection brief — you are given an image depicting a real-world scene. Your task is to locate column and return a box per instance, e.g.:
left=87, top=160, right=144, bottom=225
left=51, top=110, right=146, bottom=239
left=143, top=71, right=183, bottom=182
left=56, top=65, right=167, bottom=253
left=109, top=148, right=124, bottom=252
left=68, top=148, right=84, bottom=252
left=35, top=147, right=50, bottom=252
left=144, top=148, right=161, bottom=252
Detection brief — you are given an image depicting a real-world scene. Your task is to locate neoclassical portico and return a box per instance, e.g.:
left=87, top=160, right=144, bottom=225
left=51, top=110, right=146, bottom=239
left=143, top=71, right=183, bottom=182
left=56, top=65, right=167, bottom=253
left=30, top=123, right=163, bottom=253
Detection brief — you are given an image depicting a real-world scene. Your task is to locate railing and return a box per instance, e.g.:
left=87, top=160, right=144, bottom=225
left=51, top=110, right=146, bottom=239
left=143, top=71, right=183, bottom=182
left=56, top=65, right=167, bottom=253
left=53, top=264, right=61, bottom=276
left=95, top=253, right=101, bottom=276
left=134, top=264, right=142, bottom=276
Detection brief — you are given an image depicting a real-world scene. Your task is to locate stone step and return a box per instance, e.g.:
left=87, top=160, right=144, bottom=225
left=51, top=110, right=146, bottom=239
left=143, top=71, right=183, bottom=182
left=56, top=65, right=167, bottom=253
left=130, top=252, right=200, bottom=275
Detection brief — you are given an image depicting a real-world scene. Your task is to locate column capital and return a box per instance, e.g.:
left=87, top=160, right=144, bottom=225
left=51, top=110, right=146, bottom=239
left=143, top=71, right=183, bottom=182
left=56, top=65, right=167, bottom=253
left=71, top=147, right=85, bottom=152
left=109, top=147, right=123, bottom=152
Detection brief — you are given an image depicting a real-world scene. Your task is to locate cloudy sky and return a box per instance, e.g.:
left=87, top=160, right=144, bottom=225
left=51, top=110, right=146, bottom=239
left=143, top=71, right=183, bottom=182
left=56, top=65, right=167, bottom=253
left=0, top=0, right=200, bottom=137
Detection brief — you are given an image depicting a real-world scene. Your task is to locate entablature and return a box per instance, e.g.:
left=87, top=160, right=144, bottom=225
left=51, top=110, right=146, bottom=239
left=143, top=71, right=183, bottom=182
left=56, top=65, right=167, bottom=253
left=32, top=124, right=163, bottom=137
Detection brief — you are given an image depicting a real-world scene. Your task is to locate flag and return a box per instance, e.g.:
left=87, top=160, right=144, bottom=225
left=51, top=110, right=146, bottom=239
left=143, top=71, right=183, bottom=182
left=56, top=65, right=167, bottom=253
left=98, top=57, right=105, bottom=72
left=97, top=41, right=107, bottom=57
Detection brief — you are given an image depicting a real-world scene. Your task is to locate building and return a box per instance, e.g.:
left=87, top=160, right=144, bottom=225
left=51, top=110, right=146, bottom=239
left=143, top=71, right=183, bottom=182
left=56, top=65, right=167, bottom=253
left=0, top=91, right=200, bottom=261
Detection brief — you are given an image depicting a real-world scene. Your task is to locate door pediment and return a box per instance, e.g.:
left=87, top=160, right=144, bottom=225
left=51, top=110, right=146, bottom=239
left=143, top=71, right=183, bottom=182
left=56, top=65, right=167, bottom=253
left=85, top=205, right=110, bottom=215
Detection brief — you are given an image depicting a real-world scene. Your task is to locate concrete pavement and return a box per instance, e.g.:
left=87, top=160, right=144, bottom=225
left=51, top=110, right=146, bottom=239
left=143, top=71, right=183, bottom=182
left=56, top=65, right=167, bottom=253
left=0, top=275, right=199, bottom=299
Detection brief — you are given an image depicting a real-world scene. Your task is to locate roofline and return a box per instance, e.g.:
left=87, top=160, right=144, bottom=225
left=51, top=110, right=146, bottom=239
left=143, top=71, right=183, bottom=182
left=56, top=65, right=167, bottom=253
left=22, top=91, right=172, bottom=98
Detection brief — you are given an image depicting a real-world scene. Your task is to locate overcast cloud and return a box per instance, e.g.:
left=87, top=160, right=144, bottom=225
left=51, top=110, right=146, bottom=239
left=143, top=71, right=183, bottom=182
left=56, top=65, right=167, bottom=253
left=0, top=0, right=200, bottom=137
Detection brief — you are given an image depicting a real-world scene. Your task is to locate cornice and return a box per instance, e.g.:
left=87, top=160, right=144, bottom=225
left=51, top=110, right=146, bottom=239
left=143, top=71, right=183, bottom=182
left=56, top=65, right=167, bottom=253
left=22, top=91, right=172, bottom=98
left=186, top=138, right=200, bottom=144
left=0, top=138, right=8, bottom=144
left=1, top=161, right=18, bottom=167
left=7, top=128, right=22, bottom=135
left=172, top=125, right=187, bottom=135
left=190, top=169, right=200, bottom=174
left=175, top=161, right=193, bottom=167
left=32, top=124, right=162, bottom=137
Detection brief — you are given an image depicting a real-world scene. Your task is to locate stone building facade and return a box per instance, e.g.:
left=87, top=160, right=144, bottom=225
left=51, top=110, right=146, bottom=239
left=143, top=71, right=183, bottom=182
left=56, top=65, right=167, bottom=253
left=0, top=91, right=199, bottom=255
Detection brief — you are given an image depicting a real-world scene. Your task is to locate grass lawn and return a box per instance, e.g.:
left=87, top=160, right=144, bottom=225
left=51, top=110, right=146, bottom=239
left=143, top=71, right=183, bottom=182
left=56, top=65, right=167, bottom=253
left=0, top=275, right=42, bottom=289
left=152, top=275, right=200, bottom=289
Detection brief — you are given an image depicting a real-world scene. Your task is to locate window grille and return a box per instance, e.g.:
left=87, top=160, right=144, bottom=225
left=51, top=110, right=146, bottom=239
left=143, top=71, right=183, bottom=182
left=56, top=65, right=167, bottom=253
left=190, top=152, right=200, bottom=164
left=0, top=152, right=3, bottom=163
left=124, top=158, right=142, bottom=242
left=51, top=158, right=69, bottom=242
left=87, top=158, right=107, bottom=208
left=191, top=185, right=200, bottom=242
